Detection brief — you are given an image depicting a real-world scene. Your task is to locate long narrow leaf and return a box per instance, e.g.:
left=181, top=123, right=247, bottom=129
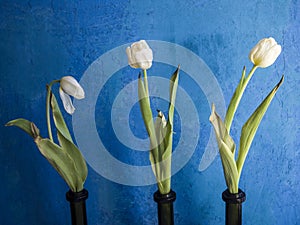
left=168, top=66, right=180, bottom=127
left=237, top=75, right=284, bottom=176
left=219, top=140, right=239, bottom=193
left=210, top=104, right=238, bottom=193
left=50, top=92, right=73, bottom=143
left=57, top=130, right=88, bottom=185
left=34, top=137, right=82, bottom=192
left=154, top=111, right=171, bottom=193
left=210, top=104, right=236, bottom=154
left=138, top=74, right=160, bottom=180
left=5, top=118, right=38, bottom=138
left=224, top=67, right=246, bottom=131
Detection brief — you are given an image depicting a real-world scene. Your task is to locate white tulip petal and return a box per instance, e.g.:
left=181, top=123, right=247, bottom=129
left=60, top=76, right=85, bottom=99
left=59, top=88, right=75, bottom=114
left=126, top=40, right=153, bottom=70
left=248, top=37, right=281, bottom=68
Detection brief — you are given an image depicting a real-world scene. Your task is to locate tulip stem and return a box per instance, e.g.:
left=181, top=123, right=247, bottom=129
left=225, top=65, right=258, bottom=132
left=46, top=79, right=60, bottom=141
left=143, top=69, right=149, bottom=97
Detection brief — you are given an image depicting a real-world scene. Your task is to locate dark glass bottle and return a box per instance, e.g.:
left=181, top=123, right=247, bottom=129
left=66, top=189, right=89, bottom=225
left=153, top=190, right=176, bottom=225
left=222, top=189, right=246, bottom=225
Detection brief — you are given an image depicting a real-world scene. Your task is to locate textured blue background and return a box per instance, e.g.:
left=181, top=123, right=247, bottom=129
left=1, top=0, right=299, bottom=225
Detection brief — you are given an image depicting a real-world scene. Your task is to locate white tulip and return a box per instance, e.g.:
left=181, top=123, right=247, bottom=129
left=126, top=40, right=153, bottom=70
left=60, top=76, right=85, bottom=99
left=59, top=76, right=85, bottom=114
left=249, top=37, right=281, bottom=68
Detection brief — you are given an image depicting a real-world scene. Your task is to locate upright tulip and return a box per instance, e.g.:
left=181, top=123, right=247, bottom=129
left=59, top=76, right=85, bottom=114
left=249, top=37, right=281, bottom=68
left=210, top=37, right=284, bottom=194
left=126, top=40, right=153, bottom=70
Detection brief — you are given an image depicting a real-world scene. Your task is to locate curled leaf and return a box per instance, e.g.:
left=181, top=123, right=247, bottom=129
left=5, top=118, right=38, bottom=138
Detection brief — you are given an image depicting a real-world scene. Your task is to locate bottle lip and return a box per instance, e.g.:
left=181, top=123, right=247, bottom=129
left=66, top=188, right=89, bottom=202
left=222, top=188, right=246, bottom=204
left=153, top=189, right=176, bottom=204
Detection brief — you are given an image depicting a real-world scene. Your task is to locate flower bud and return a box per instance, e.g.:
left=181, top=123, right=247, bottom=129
left=249, top=37, right=281, bottom=68
left=126, top=40, right=153, bottom=70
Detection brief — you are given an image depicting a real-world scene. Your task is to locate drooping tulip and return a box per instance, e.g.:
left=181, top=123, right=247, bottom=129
left=59, top=76, right=85, bottom=114
left=249, top=37, right=281, bottom=68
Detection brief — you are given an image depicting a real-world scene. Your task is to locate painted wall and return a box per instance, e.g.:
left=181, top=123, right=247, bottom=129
left=1, top=0, right=299, bottom=224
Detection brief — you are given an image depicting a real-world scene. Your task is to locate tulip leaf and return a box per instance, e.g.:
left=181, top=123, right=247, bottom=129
left=34, top=136, right=82, bottom=192
left=168, top=66, right=180, bottom=127
left=237, top=75, right=284, bottom=176
left=219, top=140, right=239, bottom=193
left=153, top=111, right=171, bottom=194
left=224, top=67, right=246, bottom=131
left=50, top=92, right=73, bottom=143
left=57, top=130, right=87, bottom=185
left=154, top=111, right=166, bottom=163
left=210, top=104, right=238, bottom=193
left=138, top=74, right=160, bottom=176
left=138, top=74, right=154, bottom=135
left=5, top=118, right=39, bottom=138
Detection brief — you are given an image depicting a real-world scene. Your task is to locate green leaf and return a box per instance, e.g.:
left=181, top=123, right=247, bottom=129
left=168, top=66, right=180, bottom=127
left=34, top=137, right=82, bottom=192
left=210, top=104, right=238, bottom=193
left=5, top=118, right=39, bottom=138
left=236, top=75, right=284, bottom=177
left=219, top=140, right=239, bottom=193
left=138, top=74, right=160, bottom=181
left=154, top=111, right=171, bottom=194
left=154, top=111, right=166, bottom=163
left=57, top=130, right=88, bottom=185
left=138, top=75, right=154, bottom=137
left=50, top=92, right=73, bottom=143
left=224, top=67, right=246, bottom=131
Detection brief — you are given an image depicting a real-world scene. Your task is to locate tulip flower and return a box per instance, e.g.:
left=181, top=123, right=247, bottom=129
left=249, top=37, right=281, bottom=68
left=126, top=40, right=153, bottom=70
left=210, top=37, right=284, bottom=194
left=126, top=40, right=179, bottom=195
left=59, top=76, right=85, bottom=114
left=6, top=75, right=87, bottom=192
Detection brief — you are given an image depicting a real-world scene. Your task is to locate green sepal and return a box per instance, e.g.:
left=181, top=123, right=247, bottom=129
left=237, top=75, right=284, bottom=177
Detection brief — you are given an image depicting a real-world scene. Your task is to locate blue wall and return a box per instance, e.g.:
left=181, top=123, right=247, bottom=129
left=1, top=0, right=299, bottom=224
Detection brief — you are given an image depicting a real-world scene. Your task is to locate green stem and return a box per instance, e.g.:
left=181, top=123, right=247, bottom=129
left=46, top=79, right=60, bottom=141
left=224, top=65, right=258, bottom=132
left=143, top=69, right=149, bottom=97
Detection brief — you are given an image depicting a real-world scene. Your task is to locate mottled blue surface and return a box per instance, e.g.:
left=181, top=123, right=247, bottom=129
left=1, top=0, right=299, bottom=225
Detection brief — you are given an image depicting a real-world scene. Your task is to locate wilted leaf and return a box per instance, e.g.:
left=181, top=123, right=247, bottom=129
left=5, top=118, right=39, bottom=138
left=34, top=136, right=83, bottom=192
left=57, top=130, right=88, bottom=184
left=50, top=92, right=73, bottom=143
